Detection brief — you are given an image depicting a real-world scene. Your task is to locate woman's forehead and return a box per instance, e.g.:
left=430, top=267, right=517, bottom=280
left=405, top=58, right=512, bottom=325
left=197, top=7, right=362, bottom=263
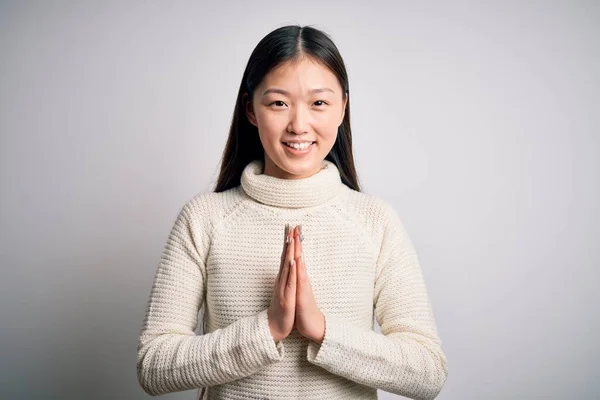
left=260, top=58, right=340, bottom=93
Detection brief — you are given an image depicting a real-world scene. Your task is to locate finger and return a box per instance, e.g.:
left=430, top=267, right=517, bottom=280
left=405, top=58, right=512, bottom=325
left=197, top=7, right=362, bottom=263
left=277, top=223, right=290, bottom=280
left=287, top=225, right=295, bottom=261
left=280, top=225, right=294, bottom=294
left=294, top=225, right=304, bottom=281
left=286, top=258, right=297, bottom=296
left=294, top=225, right=303, bottom=263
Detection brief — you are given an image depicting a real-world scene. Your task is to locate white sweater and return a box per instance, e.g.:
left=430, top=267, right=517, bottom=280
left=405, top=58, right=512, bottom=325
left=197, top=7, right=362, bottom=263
left=136, top=159, right=448, bottom=400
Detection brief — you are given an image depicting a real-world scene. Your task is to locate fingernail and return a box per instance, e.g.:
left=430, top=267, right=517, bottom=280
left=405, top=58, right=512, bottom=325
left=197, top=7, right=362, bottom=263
left=285, top=223, right=290, bottom=243
left=299, top=225, right=304, bottom=242
left=290, top=258, right=295, bottom=267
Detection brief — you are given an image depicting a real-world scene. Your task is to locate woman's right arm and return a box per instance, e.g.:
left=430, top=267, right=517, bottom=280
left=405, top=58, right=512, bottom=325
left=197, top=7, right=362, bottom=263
left=136, top=201, right=284, bottom=396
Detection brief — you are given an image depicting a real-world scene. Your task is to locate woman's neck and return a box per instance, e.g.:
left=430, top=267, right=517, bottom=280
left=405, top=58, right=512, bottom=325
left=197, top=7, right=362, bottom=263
left=262, top=156, right=326, bottom=180
left=240, top=158, right=343, bottom=208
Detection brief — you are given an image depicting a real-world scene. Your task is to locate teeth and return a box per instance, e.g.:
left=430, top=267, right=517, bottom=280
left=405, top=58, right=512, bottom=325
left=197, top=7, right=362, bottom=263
left=286, top=142, right=312, bottom=150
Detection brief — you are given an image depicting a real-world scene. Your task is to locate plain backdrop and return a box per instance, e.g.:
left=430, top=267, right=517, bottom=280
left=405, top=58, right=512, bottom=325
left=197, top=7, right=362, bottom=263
left=1, top=1, right=598, bottom=399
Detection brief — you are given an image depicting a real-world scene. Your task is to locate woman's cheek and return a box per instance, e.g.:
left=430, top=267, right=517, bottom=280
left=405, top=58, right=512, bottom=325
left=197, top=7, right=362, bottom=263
left=316, top=112, right=337, bottom=128
left=262, top=114, right=286, bottom=133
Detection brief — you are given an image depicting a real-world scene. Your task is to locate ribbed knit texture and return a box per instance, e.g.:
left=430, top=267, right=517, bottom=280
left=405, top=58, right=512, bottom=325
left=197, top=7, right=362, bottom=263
left=137, top=159, right=448, bottom=400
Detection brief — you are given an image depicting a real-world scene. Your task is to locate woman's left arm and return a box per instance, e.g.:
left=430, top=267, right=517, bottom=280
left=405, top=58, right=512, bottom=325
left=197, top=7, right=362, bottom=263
left=306, top=204, right=448, bottom=400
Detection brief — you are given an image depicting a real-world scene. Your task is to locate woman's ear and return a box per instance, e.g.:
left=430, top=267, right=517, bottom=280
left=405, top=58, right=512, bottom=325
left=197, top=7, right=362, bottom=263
left=339, top=94, right=348, bottom=126
left=243, top=93, right=258, bottom=127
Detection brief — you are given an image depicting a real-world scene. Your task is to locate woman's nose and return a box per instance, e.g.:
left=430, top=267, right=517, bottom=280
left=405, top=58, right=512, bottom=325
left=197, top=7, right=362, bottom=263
left=287, top=106, right=309, bottom=134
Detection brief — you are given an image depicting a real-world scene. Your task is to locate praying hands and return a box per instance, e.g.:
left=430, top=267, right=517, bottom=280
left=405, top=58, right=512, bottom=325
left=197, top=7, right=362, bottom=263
left=267, top=224, right=326, bottom=344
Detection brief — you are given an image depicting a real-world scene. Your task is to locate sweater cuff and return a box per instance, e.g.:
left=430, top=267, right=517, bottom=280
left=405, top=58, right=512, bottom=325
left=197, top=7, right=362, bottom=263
left=257, top=308, right=285, bottom=361
left=306, top=311, right=342, bottom=366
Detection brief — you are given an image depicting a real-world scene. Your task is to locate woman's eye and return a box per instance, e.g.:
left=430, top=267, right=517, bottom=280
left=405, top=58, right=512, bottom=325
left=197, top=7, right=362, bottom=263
left=270, top=101, right=287, bottom=107
left=314, top=100, right=327, bottom=107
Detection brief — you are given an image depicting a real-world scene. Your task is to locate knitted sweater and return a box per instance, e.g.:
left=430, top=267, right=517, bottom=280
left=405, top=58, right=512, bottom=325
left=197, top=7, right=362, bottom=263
left=136, top=159, right=448, bottom=400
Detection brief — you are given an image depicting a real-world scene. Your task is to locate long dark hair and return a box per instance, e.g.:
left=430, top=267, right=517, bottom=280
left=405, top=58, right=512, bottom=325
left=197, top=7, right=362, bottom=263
left=214, top=25, right=360, bottom=192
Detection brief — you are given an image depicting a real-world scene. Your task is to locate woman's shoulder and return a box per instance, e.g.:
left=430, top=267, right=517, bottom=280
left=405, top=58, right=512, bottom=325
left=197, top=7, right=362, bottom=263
left=176, top=186, right=246, bottom=227
left=340, top=188, right=413, bottom=249
left=339, top=186, right=400, bottom=223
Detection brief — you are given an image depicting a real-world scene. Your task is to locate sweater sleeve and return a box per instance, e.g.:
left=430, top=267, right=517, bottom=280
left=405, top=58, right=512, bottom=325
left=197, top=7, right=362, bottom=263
left=136, top=201, right=285, bottom=396
left=306, top=203, right=448, bottom=400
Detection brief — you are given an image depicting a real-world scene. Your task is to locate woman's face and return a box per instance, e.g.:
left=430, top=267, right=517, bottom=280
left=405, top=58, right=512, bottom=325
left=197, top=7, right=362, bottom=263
left=245, top=57, right=347, bottom=179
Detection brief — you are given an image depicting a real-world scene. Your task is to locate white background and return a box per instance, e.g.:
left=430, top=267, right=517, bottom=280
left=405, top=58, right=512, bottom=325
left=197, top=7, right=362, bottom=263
left=1, top=1, right=598, bottom=399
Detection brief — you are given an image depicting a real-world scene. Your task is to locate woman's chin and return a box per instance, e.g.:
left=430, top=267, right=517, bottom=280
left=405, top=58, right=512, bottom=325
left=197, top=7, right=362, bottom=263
left=266, top=154, right=324, bottom=179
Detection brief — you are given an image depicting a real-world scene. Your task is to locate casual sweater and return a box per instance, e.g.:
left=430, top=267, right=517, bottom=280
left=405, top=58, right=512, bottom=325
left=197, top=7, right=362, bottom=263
left=136, top=159, right=448, bottom=400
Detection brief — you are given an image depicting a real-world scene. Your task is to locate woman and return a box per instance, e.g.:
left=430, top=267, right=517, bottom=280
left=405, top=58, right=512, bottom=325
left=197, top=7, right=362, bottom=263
left=136, top=25, right=448, bottom=400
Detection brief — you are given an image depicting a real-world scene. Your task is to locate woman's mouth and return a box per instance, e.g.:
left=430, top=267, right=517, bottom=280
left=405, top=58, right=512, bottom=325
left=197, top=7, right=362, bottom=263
left=282, top=141, right=316, bottom=156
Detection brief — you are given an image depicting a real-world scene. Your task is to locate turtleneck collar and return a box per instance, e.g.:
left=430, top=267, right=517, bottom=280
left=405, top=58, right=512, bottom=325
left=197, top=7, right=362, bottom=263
left=240, top=159, right=343, bottom=209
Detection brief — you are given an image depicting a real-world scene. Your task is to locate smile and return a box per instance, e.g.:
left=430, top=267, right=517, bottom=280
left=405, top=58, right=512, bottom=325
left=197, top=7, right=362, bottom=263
left=282, top=141, right=316, bottom=156
left=283, top=141, right=315, bottom=150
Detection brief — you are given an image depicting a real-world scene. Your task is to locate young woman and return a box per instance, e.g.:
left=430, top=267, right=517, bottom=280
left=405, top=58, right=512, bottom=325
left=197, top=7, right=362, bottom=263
left=136, top=25, right=448, bottom=400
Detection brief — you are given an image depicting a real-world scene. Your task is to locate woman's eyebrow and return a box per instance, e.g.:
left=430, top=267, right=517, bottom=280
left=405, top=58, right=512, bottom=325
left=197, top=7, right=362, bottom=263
left=261, top=87, right=335, bottom=96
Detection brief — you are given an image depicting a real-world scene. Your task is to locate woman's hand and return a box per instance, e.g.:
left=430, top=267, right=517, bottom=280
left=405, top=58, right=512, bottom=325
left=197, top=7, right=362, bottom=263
left=267, top=224, right=297, bottom=342
left=293, top=225, right=326, bottom=344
